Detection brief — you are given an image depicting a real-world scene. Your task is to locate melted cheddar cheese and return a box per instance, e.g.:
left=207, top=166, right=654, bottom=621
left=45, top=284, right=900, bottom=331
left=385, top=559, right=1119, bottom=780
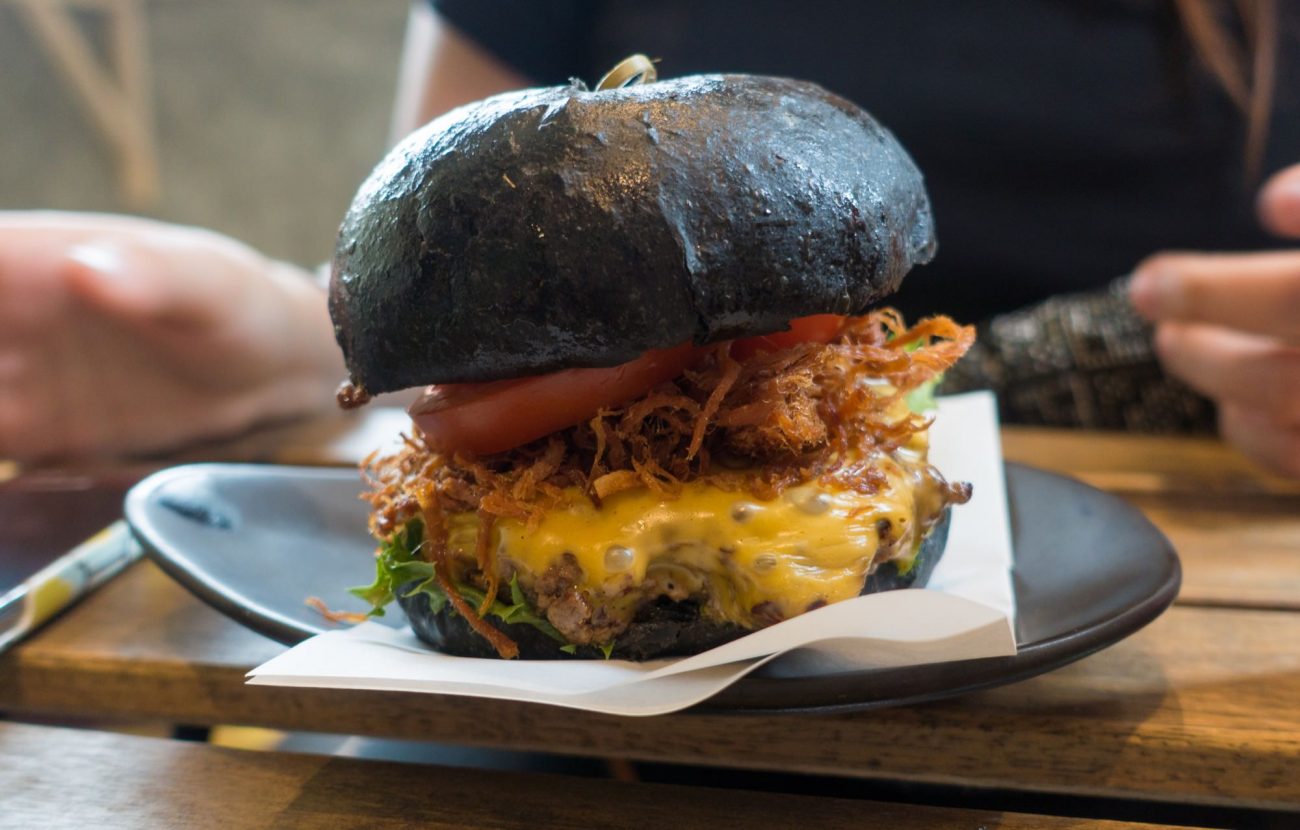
left=444, top=446, right=943, bottom=630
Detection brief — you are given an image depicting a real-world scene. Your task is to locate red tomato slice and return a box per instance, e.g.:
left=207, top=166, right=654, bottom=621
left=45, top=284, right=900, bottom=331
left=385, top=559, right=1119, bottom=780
left=410, top=315, right=846, bottom=456
left=409, top=343, right=705, bottom=456
left=729, top=314, right=844, bottom=360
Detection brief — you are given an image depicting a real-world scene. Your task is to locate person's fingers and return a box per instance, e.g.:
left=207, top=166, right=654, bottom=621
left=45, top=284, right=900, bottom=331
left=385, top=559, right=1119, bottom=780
left=62, top=236, right=251, bottom=329
left=0, top=213, right=339, bottom=461
left=1257, top=164, right=1300, bottom=238
left=0, top=210, right=168, bottom=241
left=1129, top=251, right=1300, bottom=342
left=0, top=347, right=47, bottom=458
left=0, top=213, right=268, bottom=334
left=0, top=215, right=210, bottom=338
left=1220, top=402, right=1300, bottom=478
left=0, top=386, right=32, bottom=450
left=62, top=243, right=166, bottom=321
left=1154, top=322, right=1300, bottom=426
left=0, top=349, right=30, bottom=385
left=0, top=243, right=74, bottom=339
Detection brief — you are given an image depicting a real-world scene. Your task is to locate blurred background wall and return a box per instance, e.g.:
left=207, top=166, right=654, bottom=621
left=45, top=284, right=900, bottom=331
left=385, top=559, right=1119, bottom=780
left=0, top=0, right=409, bottom=265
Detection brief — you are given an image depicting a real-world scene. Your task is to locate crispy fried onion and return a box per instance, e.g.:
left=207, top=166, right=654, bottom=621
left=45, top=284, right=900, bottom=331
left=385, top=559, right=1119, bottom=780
left=361, top=309, right=973, bottom=657
left=305, top=596, right=371, bottom=624
left=416, top=482, right=519, bottom=659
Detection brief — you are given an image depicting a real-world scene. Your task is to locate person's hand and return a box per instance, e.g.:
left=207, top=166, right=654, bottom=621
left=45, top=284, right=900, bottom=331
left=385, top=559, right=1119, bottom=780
left=1131, top=166, right=1300, bottom=477
left=0, top=212, right=343, bottom=462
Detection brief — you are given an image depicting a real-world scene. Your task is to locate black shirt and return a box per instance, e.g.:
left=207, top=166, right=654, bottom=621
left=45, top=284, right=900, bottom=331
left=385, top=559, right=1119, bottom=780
left=431, top=0, right=1298, bottom=323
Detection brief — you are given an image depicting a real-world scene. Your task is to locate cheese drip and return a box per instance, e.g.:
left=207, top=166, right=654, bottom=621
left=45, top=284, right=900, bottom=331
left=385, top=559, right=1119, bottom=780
left=443, top=448, right=945, bottom=630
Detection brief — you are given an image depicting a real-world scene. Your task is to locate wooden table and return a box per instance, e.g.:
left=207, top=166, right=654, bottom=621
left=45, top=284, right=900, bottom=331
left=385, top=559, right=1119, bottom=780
left=0, top=722, right=1185, bottom=830
left=2, top=419, right=1299, bottom=827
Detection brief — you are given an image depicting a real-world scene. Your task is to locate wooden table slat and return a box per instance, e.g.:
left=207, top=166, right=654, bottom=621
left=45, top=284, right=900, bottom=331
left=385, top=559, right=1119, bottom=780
left=1128, top=495, right=1300, bottom=610
left=0, top=722, right=1181, bottom=830
left=999, top=427, right=1300, bottom=497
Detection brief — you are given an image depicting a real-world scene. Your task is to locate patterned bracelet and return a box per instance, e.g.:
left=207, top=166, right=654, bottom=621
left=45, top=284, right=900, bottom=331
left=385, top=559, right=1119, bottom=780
left=939, top=277, right=1216, bottom=434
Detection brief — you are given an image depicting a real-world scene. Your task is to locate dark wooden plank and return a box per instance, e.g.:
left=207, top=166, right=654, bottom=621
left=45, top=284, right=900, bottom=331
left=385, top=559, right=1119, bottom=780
left=3, top=562, right=1299, bottom=811
left=1128, top=495, right=1300, bottom=610
left=0, top=722, right=1177, bottom=830
left=999, top=427, right=1300, bottom=498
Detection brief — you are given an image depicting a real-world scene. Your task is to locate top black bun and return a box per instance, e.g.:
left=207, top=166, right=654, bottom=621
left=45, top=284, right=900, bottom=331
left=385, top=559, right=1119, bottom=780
left=330, top=74, right=936, bottom=395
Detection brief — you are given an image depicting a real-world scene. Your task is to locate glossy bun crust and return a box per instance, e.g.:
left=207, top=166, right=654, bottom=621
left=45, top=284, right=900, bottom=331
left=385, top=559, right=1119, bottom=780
left=398, top=509, right=951, bottom=661
left=329, top=74, right=936, bottom=394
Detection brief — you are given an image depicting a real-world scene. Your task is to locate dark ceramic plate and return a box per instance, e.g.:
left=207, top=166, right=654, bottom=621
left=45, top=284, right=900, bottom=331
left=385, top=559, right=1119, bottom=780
left=124, top=463, right=1179, bottom=715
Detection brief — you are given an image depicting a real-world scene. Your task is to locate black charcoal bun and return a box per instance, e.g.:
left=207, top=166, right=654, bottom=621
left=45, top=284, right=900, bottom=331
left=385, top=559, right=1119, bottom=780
left=398, top=509, right=951, bottom=661
left=330, top=74, right=936, bottom=395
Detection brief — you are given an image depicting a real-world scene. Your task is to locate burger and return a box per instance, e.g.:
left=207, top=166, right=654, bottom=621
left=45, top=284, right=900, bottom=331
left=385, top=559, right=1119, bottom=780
left=328, top=63, right=974, bottom=660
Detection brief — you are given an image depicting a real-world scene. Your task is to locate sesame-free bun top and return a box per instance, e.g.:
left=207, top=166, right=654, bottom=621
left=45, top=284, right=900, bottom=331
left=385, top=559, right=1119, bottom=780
left=329, top=74, right=936, bottom=395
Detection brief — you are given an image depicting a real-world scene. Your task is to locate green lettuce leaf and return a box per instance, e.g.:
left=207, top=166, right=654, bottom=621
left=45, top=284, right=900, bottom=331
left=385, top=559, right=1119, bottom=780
left=905, top=376, right=940, bottom=414
left=349, top=521, right=429, bottom=617
left=350, top=520, right=573, bottom=647
left=894, top=333, right=942, bottom=415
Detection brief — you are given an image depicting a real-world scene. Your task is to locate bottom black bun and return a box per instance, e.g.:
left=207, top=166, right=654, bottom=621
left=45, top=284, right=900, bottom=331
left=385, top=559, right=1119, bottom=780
left=400, top=508, right=952, bottom=661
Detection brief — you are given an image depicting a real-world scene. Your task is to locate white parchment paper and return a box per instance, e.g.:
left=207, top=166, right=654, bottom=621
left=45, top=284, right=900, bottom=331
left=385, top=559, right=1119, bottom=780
left=248, top=392, right=1015, bottom=716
